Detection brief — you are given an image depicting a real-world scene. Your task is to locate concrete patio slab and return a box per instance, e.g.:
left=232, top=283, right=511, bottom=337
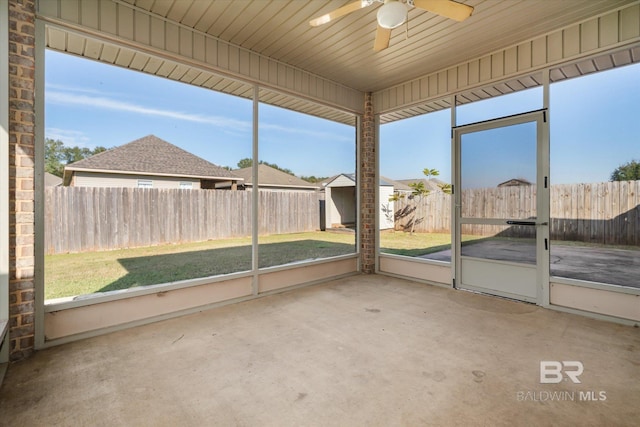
left=1, top=274, right=638, bottom=426
left=423, top=241, right=640, bottom=288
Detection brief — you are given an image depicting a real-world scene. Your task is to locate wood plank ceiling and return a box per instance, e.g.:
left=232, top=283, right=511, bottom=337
left=117, top=0, right=636, bottom=93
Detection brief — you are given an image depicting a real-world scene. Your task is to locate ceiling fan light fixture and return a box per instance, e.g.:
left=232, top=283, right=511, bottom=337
left=377, top=1, right=407, bottom=29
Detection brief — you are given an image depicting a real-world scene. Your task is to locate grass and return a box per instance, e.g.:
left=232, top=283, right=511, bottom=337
left=45, top=230, right=479, bottom=300
left=379, top=231, right=483, bottom=257
left=45, top=232, right=356, bottom=300
left=48, top=230, right=634, bottom=300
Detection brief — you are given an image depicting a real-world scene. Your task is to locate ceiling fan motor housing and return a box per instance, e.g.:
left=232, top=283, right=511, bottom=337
left=377, top=0, right=408, bottom=29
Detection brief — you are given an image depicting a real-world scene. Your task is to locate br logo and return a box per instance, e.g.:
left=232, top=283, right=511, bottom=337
left=540, top=361, right=584, bottom=384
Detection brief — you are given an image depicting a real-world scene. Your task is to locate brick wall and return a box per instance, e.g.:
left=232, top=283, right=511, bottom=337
left=359, top=93, right=375, bottom=273
left=8, top=0, right=36, bottom=361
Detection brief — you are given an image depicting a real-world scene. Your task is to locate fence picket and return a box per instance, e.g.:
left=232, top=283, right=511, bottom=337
left=394, top=181, right=639, bottom=245
left=45, top=187, right=320, bottom=254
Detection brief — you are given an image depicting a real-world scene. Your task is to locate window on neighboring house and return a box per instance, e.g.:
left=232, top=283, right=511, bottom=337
left=180, top=182, right=193, bottom=189
left=138, top=179, right=153, bottom=188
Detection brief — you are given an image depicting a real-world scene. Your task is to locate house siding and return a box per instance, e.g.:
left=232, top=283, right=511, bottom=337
left=326, top=186, right=357, bottom=228
left=72, top=172, right=201, bottom=189
left=326, top=175, right=355, bottom=187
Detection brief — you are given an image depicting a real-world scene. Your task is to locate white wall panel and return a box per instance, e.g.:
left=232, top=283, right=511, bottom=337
left=620, top=4, right=640, bottom=40
left=99, top=0, right=117, bottom=35
left=504, top=46, right=518, bottom=75
left=532, top=37, right=546, bottom=66
left=73, top=172, right=201, bottom=189
left=82, top=0, right=100, bottom=29
left=45, top=277, right=254, bottom=341
left=379, top=256, right=451, bottom=286
left=551, top=282, right=640, bottom=322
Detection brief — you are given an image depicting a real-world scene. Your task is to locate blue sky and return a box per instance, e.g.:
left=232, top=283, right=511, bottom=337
left=46, top=50, right=638, bottom=183
left=380, top=63, right=639, bottom=184
left=45, top=50, right=354, bottom=178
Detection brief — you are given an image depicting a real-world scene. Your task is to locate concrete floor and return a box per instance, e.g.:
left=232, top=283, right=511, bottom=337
left=1, top=274, right=639, bottom=426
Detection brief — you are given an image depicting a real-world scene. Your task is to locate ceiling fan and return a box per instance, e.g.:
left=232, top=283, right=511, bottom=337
left=309, top=0, right=474, bottom=52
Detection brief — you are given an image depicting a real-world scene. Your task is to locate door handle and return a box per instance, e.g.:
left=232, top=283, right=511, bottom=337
left=506, top=220, right=535, bottom=226
left=506, top=220, right=548, bottom=226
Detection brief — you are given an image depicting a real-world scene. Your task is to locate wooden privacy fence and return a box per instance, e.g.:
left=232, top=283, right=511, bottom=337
left=393, top=180, right=639, bottom=246
left=45, top=187, right=319, bottom=254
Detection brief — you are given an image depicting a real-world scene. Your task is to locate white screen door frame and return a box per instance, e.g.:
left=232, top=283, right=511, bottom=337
left=453, top=110, right=549, bottom=304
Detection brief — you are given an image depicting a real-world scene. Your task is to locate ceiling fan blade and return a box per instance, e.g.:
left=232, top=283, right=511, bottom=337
left=374, top=25, right=391, bottom=51
left=413, top=0, right=473, bottom=22
left=309, top=1, right=368, bottom=27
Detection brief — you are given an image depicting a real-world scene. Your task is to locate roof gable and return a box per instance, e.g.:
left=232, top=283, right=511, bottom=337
left=323, top=173, right=404, bottom=188
left=497, top=178, right=533, bottom=187
left=64, top=135, right=238, bottom=180
left=234, top=164, right=318, bottom=189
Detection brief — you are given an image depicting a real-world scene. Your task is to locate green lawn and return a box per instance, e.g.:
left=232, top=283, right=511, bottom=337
left=45, top=231, right=529, bottom=300
left=45, top=232, right=356, bottom=300
left=46, top=230, right=464, bottom=300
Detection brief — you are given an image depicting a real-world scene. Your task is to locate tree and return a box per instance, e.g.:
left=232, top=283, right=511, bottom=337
left=300, top=175, right=329, bottom=183
left=237, top=158, right=253, bottom=169
left=392, top=168, right=451, bottom=235
left=236, top=158, right=293, bottom=175
left=45, top=138, right=108, bottom=177
left=610, top=160, right=640, bottom=181
left=45, top=138, right=65, bottom=177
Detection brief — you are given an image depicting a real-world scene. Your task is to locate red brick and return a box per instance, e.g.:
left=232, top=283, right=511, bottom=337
left=9, top=300, right=34, bottom=316
left=21, top=290, right=34, bottom=302
left=20, top=336, right=34, bottom=350
left=9, top=279, right=34, bottom=291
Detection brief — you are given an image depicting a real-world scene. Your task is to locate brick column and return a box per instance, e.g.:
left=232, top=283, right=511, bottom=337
left=8, top=0, right=36, bottom=361
left=359, top=93, right=375, bottom=273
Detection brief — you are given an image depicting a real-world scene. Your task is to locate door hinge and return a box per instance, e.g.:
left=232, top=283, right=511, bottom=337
left=451, top=184, right=454, bottom=195
left=543, top=111, right=547, bottom=122
left=545, top=238, right=548, bottom=251
left=544, top=176, right=548, bottom=188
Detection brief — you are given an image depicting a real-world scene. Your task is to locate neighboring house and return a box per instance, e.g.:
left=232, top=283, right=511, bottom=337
left=231, top=164, right=319, bottom=191
left=44, top=172, right=62, bottom=187
left=497, top=178, right=533, bottom=187
left=63, top=135, right=242, bottom=190
left=322, top=174, right=404, bottom=230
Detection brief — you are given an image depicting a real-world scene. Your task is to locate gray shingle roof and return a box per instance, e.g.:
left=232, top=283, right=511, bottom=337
left=65, top=135, right=238, bottom=179
left=234, top=164, right=318, bottom=189
left=45, top=172, right=62, bottom=187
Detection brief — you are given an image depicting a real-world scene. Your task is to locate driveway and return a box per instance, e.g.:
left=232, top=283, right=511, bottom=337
left=422, top=240, right=640, bottom=289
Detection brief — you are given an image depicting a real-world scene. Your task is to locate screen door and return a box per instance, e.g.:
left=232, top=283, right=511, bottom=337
left=454, top=111, right=549, bottom=303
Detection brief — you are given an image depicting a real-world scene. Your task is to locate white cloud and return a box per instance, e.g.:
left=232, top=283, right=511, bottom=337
left=45, top=86, right=352, bottom=143
left=45, top=83, right=111, bottom=96
left=45, top=128, right=91, bottom=147
left=260, top=122, right=353, bottom=143
left=46, top=90, right=252, bottom=131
